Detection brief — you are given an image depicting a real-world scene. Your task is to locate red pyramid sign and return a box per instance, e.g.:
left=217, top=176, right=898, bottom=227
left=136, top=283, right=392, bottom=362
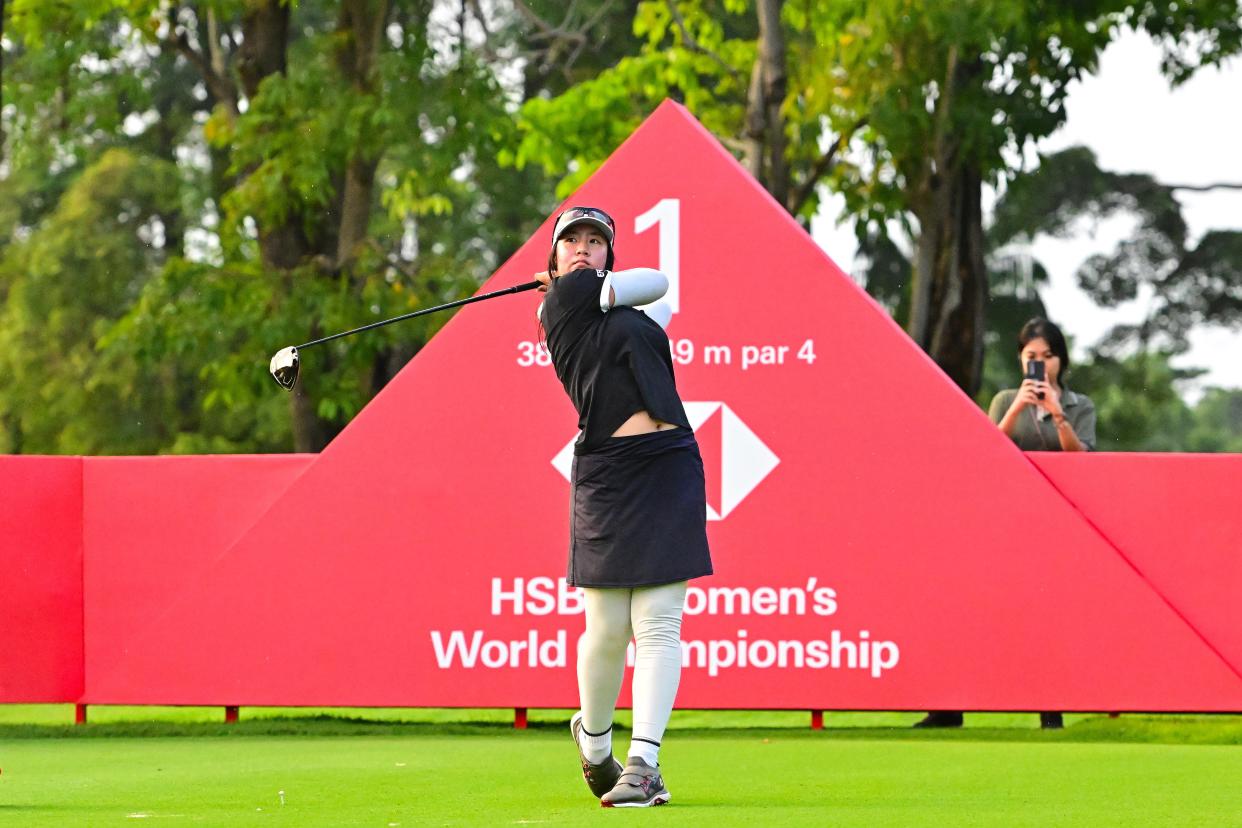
left=690, top=405, right=724, bottom=518
left=85, top=101, right=1242, bottom=711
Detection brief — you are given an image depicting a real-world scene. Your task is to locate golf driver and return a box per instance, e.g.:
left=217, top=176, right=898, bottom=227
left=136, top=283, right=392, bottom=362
left=269, top=279, right=542, bottom=390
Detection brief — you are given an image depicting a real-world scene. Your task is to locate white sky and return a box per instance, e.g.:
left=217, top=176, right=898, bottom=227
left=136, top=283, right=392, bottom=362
left=812, top=30, right=1242, bottom=397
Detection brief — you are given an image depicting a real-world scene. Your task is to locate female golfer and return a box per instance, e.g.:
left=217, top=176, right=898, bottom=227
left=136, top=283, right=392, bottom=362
left=535, top=206, right=712, bottom=808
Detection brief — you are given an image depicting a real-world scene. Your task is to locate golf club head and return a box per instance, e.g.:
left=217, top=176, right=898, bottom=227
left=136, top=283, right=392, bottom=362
left=269, top=346, right=300, bottom=391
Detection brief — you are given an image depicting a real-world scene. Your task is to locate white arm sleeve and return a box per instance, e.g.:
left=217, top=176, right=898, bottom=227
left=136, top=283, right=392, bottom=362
left=600, top=268, right=669, bottom=312
left=641, top=301, right=673, bottom=330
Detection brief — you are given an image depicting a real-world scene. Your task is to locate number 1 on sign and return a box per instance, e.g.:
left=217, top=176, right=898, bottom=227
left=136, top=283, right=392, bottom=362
left=635, top=199, right=680, bottom=315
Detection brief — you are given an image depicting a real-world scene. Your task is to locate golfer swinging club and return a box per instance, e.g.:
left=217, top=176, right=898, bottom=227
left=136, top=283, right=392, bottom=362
left=535, top=206, right=712, bottom=808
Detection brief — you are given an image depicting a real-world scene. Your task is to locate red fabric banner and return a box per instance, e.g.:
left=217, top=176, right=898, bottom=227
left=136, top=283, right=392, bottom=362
left=2, top=103, right=1241, bottom=712
left=0, top=456, right=84, bottom=702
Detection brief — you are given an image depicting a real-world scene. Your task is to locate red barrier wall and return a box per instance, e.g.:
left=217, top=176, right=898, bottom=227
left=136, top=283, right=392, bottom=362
left=0, top=456, right=84, bottom=702
left=83, top=455, right=314, bottom=703
left=2, top=103, right=1240, bottom=712
left=1031, top=453, right=1242, bottom=677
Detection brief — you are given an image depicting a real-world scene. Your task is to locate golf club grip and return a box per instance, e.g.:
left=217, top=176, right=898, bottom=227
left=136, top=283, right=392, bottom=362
left=296, top=279, right=544, bottom=350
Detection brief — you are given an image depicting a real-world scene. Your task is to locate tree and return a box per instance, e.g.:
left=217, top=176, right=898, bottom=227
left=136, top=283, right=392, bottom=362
left=846, top=142, right=1242, bottom=453
left=990, top=145, right=1242, bottom=358
left=507, top=0, right=1242, bottom=396
left=5, top=2, right=1239, bottom=454
left=980, top=145, right=1242, bottom=451
left=1184, top=388, right=1242, bottom=453
left=0, top=149, right=181, bottom=453
left=1062, top=351, right=1195, bottom=451
left=2, top=0, right=595, bottom=453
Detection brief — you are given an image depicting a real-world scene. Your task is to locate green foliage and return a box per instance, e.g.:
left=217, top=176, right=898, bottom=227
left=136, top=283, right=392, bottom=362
left=991, top=146, right=1242, bottom=354
left=1, top=0, right=563, bottom=453
left=971, top=144, right=1242, bottom=452
left=508, top=0, right=754, bottom=198
left=3, top=1, right=1239, bottom=454
left=1152, top=230, right=1242, bottom=345
left=793, top=1, right=1130, bottom=229
left=216, top=62, right=343, bottom=240
left=1060, top=350, right=1196, bottom=452
left=510, top=0, right=1241, bottom=398
left=4, top=0, right=156, bottom=172
left=854, top=230, right=915, bottom=326
left=97, top=256, right=294, bottom=453
left=1126, top=0, right=1242, bottom=82
left=990, top=147, right=1184, bottom=253
left=0, top=149, right=181, bottom=453
left=509, top=0, right=1145, bottom=228
left=1183, top=387, right=1242, bottom=453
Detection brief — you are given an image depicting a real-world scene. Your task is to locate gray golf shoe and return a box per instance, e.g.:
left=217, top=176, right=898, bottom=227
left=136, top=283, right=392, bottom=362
left=600, top=756, right=670, bottom=808
left=570, top=712, right=623, bottom=798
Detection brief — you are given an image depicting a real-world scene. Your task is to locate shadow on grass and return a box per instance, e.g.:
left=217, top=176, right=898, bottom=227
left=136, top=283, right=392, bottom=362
left=1, top=713, right=1241, bottom=746
left=0, top=805, right=55, bottom=811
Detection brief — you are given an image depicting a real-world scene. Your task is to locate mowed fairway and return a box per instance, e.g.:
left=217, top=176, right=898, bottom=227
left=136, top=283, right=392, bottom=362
left=3, top=715, right=1242, bottom=826
left=2, top=710, right=1242, bottom=824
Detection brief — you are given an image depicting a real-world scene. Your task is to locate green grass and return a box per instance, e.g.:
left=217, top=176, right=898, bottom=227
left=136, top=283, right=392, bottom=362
left=3, top=709, right=1242, bottom=826
left=0, top=704, right=1156, bottom=731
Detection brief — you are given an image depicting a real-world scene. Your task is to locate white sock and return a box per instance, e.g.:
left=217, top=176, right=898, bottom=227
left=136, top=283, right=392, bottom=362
left=628, top=738, right=660, bottom=767
left=579, top=722, right=613, bottom=764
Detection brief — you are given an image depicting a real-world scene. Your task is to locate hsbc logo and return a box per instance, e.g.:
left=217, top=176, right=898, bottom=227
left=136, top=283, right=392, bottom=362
left=551, top=402, right=779, bottom=521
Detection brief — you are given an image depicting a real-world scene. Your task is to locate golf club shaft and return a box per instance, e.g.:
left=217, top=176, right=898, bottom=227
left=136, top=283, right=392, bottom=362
left=294, top=279, right=543, bottom=350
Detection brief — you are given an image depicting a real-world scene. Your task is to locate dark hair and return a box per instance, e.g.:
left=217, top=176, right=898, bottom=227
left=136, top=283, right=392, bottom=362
left=1017, top=317, right=1070, bottom=373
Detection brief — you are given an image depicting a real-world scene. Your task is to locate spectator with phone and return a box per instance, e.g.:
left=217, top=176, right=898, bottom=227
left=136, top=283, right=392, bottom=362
left=990, top=317, right=1096, bottom=453
left=916, top=317, right=1096, bottom=730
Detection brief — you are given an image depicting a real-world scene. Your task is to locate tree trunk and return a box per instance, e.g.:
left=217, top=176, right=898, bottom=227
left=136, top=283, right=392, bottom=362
left=236, top=1, right=289, bottom=98
left=232, top=5, right=306, bottom=265
left=290, top=382, right=326, bottom=452
left=906, top=50, right=987, bottom=396
left=231, top=0, right=324, bottom=450
left=908, top=162, right=987, bottom=395
left=1, top=0, right=7, bottom=162
left=234, top=0, right=312, bottom=275
left=334, top=0, right=390, bottom=268
left=744, top=0, right=789, bottom=205
left=0, top=0, right=7, bottom=163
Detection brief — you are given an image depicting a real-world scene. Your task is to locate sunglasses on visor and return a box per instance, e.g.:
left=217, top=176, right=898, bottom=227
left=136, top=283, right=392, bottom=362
left=556, top=206, right=615, bottom=234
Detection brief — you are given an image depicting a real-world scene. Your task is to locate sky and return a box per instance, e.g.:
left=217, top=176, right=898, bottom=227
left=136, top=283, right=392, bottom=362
left=812, top=30, right=1242, bottom=398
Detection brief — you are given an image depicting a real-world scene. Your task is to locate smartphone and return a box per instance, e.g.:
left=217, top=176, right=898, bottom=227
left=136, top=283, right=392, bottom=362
left=1025, top=359, right=1045, bottom=399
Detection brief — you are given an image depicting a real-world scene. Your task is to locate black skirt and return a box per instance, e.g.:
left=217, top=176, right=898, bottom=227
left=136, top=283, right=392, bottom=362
left=568, top=427, right=714, bottom=588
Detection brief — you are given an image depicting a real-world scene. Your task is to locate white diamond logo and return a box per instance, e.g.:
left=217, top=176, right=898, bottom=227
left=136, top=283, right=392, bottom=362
left=550, top=402, right=778, bottom=521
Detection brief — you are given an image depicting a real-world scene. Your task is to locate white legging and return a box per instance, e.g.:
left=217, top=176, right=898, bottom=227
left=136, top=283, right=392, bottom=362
left=578, top=581, right=687, bottom=748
